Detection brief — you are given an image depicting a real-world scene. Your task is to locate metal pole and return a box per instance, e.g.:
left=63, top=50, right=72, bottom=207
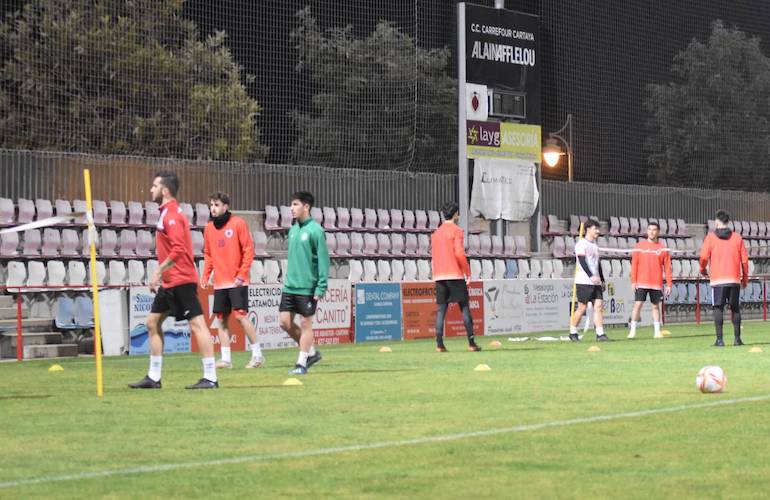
left=457, top=3, right=469, bottom=236
left=567, top=118, right=574, bottom=182
left=696, top=279, right=701, bottom=325
left=495, top=0, right=505, bottom=8
left=16, top=293, right=22, bottom=362
left=535, top=162, right=542, bottom=252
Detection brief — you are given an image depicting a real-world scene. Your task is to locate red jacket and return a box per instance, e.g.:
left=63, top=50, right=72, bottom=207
left=202, top=214, right=254, bottom=289
left=699, top=229, right=749, bottom=287
left=156, top=199, right=198, bottom=288
left=631, top=239, right=672, bottom=290
left=430, top=222, right=471, bottom=281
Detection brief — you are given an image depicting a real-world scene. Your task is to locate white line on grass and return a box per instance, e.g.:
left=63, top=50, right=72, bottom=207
left=2, top=393, right=769, bottom=490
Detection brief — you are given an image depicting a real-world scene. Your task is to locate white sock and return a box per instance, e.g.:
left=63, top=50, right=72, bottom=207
left=220, top=346, right=231, bottom=363
left=250, top=342, right=263, bottom=359
left=629, top=321, right=638, bottom=334
left=569, top=325, right=578, bottom=334
left=148, top=355, right=163, bottom=382
left=596, top=326, right=605, bottom=337
left=203, top=357, right=217, bottom=382
left=309, top=345, right=317, bottom=356
left=297, top=351, right=310, bottom=367
left=653, top=321, right=661, bottom=335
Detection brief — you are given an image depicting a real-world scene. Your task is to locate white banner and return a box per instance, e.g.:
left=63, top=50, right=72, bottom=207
left=470, top=158, right=539, bottom=221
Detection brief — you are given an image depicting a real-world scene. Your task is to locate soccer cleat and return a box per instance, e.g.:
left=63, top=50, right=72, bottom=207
left=568, top=333, right=580, bottom=342
left=734, top=337, right=744, bottom=346
left=468, top=344, right=482, bottom=352
left=185, top=378, right=219, bottom=389
left=627, top=331, right=636, bottom=339
left=245, top=356, right=264, bottom=369
left=128, top=375, right=161, bottom=389
left=653, top=333, right=664, bottom=339
left=289, top=364, right=308, bottom=375
left=436, top=345, right=448, bottom=353
left=306, top=350, right=323, bottom=368
left=713, top=338, right=725, bottom=347
left=596, top=334, right=613, bottom=342
left=215, top=360, right=233, bottom=369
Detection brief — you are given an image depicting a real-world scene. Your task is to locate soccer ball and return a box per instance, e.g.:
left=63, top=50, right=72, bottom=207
left=696, top=365, right=726, bottom=393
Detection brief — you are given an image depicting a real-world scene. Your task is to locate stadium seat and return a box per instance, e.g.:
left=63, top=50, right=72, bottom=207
left=35, top=199, right=53, bottom=220
left=404, top=233, right=418, bottom=257
left=310, top=207, right=323, bottom=225
left=17, top=198, right=35, bottom=224
left=195, top=203, right=209, bottom=227
left=600, top=260, right=612, bottom=279
left=128, top=260, right=146, bottom=285
left=325, top=233, right=338, bottom=257
left=543, top=214, right=562, bottom=236
left=362, top=232, right=378, bottom=256
left=264, top=260, right=280, bottom=283
left=264, top=205, right=281, bottom=231
left=505, top=259, right=518, bottom=279
left=249, top=230, right=268, bottom=257
left=135, top=230, right=152, bottom=257
left=414, top=210, right=429, bottom=232
left=119, top=230, right=137, bottom=257
left=55, top=297, right=77, bottom=330
left=401, top=260, right=416, bottom=281
left=87, top=260, right=106, bottom=286
left=377, top=260, right=391, bottom=281
left=376, top=209, right=391, bottom=231
left=427, top=210, right=441, bottom=231
left=390, top=233, right=405, bottom=256
left=322, top=207, right=337, bottom=231
left=54, top=199, right=73, bottom=222
left=279, top=205, right=293, bottom=230
left=552, top=259, right=564, bottom=278
left=402, top=209, right=416, bottom=232
left=391, top=259, right=405, bottom=281
left=517, top=259, right=530, bottom=278
left=629, top=217, right=640, bottom=236
left=0, top=197, right=14, bottom=225
left=279, top=259, right=289, bottom=282
left=493, top=259, right=506, bottom=279
left=564, top=236, right=576, bottom=257
left=0, top=232, right=19, bottom=257
left=143, top=202, right=159, bottom=227
left=529, top=259, right=542, bottom=279
left=617, top=216, right=629, bottom=236
left=191, top=231, right=204, bottom=258
left=376, top=233, right=391, bottom=256
left=478, top=234, right=492, bottom=256
left=569, top=215, right=581, bottom=235
left=178, top=203, right=194, bottom=226
left=363, top=260, right=378, bottom=281
left=491, top=235, right=504, bottom=256
left=108, top=260, right=127, bottom=285
left=389, top=209, right=404, bottom=231
left=349, top=260, right=364, bottom=282
left=621, top=260, right=631, bottom=277
left=671, top=259, right=682, bottom=278
left=610, top=216, right=621, bottom=236
left=467, top=234, right=481, bottom=257
left=481, top=259, right=494, bottom=279
left=611, top=259, right=622, bottom=278
left=74, top=296, right=95, bottom=328
left=514, top=235, right=530, bottom=257
left=364, top=209, right=378, bottom=231
left=417, top=234, right=431, bottom=257
left=414, top=259, right=430, bottom=280
left=67, top=261, right=86, bottom=287
left=541, top=259, right=554, bottom=279
left=26, top=260, right=46, bottom=290
left=41, top=228, right=61, bottom=257
left=47, top=260, right=66, bottom=286
left=99, top=229, right=117, bottom=257
left=109, top=200, right=127, bottom=226
left=598, top=236, right=609, bottom=249
left=245, top=260, right=262, bottom=284
left=125, top=201, right=143, bottom=227
left=22, top=229, right=41, bottom=256
left=757, top=221, right=767, bottom=238
left=503, top=235, right=517, bottom=258
left=334, top=233, right=351, bottom=257
left=5, top=260, right=26, bottom=291
left=349, top=232, right=365, bottom=257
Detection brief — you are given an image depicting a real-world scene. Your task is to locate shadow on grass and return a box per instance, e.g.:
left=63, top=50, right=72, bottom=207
left=0, top=394, right=53, bottom=400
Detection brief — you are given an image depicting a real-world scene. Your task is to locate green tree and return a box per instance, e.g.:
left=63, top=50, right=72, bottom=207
left=0, top=0, right=266, bottom=161
left=645, top=21, right=770, bottom=190
left=291, top=8, right=456, bottom=172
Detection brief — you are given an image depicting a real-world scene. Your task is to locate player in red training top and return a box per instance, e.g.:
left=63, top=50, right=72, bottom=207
left=129, top=172, right=219, bottom=390
left=627, top=221, right=672, bottom=339
left=200, top=192, right=264, bottom=369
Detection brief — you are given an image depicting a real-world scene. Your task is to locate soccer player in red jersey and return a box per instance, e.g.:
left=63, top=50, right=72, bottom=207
left=627, top=221, right=672, bottom=339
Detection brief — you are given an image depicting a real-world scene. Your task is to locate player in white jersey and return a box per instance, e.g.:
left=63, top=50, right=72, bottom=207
left=569, top=219, right=612, bottom=342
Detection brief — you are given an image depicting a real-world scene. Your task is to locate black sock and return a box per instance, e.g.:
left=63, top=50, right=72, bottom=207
left=732, top=310, right=742, bottom=339
left=460, top=301, right=475, bottom=345
left=714, top=307, right=724, bottom=340
left=435, top=303, right=448, bottom=346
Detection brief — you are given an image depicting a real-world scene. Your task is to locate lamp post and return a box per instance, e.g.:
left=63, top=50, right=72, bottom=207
left=543, top=113, right=573, bottom=182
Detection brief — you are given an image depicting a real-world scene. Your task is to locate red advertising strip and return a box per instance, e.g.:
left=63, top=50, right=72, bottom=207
left=191, top=287, right=247, bottom=353
left=401, top=281, right=484, bottom=340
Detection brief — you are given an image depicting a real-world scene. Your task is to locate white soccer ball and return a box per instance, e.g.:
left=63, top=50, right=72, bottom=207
left=696, top=365, right=726, bottom=393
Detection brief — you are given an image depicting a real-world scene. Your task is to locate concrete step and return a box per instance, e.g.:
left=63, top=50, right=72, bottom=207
left=0, top=332, right=64, bottom=358
left=0, top=317, right=54, bottom=332
left=0, top=306, right=29, bottom=320
left=23, top=344, right=79, bottom=359
left=0, top=295, right=15, bottom=308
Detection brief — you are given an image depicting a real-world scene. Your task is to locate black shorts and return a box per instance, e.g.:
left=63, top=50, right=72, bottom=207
left=712, top=285, right=741, bottom=310
left=279, top=293, right=317, bottom=317
left=151, top=283, right=203, bottom=321
left=213, top=286, right=249, bottom=314
left=635, top=288, right=663, bottom=304
left=576, top=284, right=603, bottom=304
left=435, top=279, right=469, bottom=305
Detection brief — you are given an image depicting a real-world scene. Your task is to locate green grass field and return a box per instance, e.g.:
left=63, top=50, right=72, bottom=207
left=3, top=321, right=770, bottom=499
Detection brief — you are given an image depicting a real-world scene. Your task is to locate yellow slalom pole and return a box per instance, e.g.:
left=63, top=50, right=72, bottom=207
left=84, top=169, right=104, bottom=397
left=569, top=222, right=585, bottom=322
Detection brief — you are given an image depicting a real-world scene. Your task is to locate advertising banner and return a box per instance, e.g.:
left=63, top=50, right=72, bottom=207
left=401, top=281, right=484, bottom=340
left=128, top=287, right=191, bottom=355
left=354, top=283, right=403, bottom=343
left=469, top=157, right=539, bottom=221
left=192, top=287, right=246, bottom=353
left=466, top=121, right=542, bottom=161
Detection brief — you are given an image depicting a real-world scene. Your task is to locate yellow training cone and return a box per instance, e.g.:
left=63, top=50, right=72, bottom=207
left=379, top=346, right=392, bottom=353
left=660, top=330, right=671, bottom=337
left=587, top=345, right=601, bottom=352
left=283, top=378, right=303, bottom=386
left=488, top=340, right=502, bottom=349
left=48, top=364, right=64, bottom=372
left=749, top=347, right=763, bottom=353
left=474, top=364, right=492, bottom=372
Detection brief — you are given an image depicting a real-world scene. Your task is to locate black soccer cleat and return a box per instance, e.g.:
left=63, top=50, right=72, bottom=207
left=436, top=345, right=448, bottom=353
left=185, top=378, right=219, bottom=390
left=568, top=333, right=580, bottom=342
left=306, top=350, right=323, bottom=368
left=128, top=375, right=161, bottom=389
left=733, top=337, right=744, bottom=346
left=468, top=343, right=482, bottom=352
left=713, top=338, right=725, bottom=347
left=596, top=334, right=613, bottom=342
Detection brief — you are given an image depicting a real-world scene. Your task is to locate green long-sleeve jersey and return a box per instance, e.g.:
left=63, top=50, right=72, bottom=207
left=283, top=217, right=330, bottom=297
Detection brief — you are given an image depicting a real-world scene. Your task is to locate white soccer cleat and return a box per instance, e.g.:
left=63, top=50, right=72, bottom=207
left=627, top=331, right=636, bottom=339
left=215, top=360, right=232, bottom=369
left=245, top=356, right=264, bottom=369
left=653, top=333, right=664, bottom=339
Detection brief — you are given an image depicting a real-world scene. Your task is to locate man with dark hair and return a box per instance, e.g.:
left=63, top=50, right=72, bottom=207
left=129, top=172, right=219, bottom=389
left=430, top=202, right=481, bottom=352
left=200, top=192, right=264, bottom=369
left=700, top=210, right=749, bottom=347
left=279, top=191, right=329, bottom=375
left=628, top=221, right=672, bottom=339
left=569, top=219, right=611, bottom=342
